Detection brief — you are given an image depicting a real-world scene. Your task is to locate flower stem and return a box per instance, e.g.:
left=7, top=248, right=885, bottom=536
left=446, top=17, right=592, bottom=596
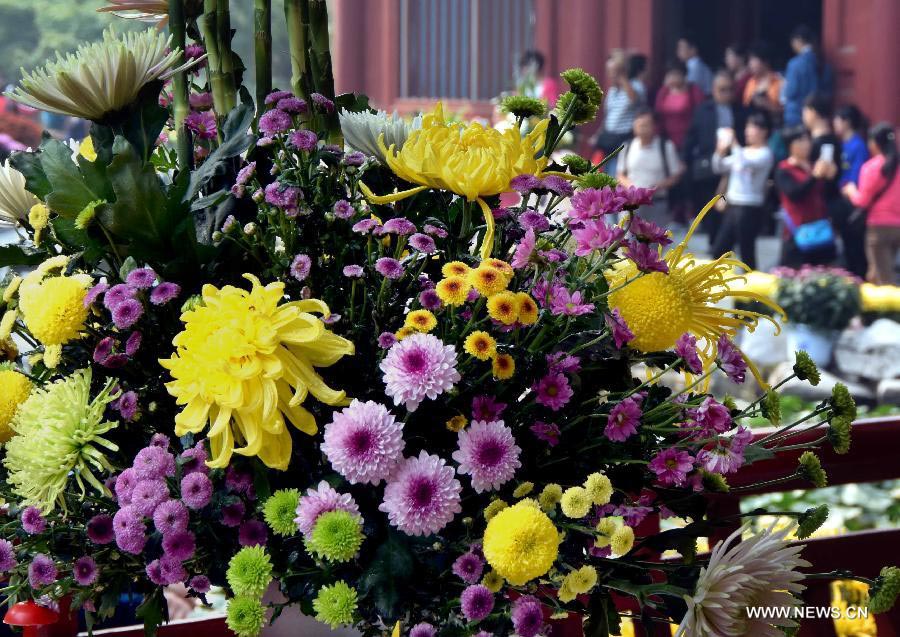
left=168, top=0, right=192, bottom=171
left=253, top=0, right=272, bottom=114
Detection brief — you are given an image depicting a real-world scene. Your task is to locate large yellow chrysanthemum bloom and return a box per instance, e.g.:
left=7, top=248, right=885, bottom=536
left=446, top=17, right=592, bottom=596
left=360, top=103, right=550, bottom=259
left=0, top=368, right=32, bottom=442
left=607, top=198, right=784, bottom=383
left=160, top=274, right=354, bottom=470
left=483, top=501, right=560, bottom=585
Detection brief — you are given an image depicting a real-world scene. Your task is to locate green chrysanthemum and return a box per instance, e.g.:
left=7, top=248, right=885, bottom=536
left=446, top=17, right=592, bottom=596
left=560, top=154, right=591, bottom=175
left=560, top=68, right=603, bottom=106
left=226, top=596, right=267, bottom=637
left=828, top=415, right=852, bottom=455
left=3, top=369, right=119, bottom=512
left=226, top=546, right=273, bottom=598
left=512, top=482, right=534, bottom=498
left=263, top=489, right=300, bottom=537
left=555, top=91, right=598, bottom=125
left=830, top=383, right=857, bottom=420
left=796, top=504, right=829, bottom=539
left=701, top=471, right=730, bottom=493
left=868, top=566, right=900, bottom=614
left=798, top=451, right=827, bottom=488
left=574, top=172, right=617, bottom=190
left=499, top=95, right=547, bottom=119
left=761, top=390, right=781, bottom=425
left=306, top=510, right=363, bottom=563
left=313, top=581, right=358, bottom=629
left=793, top=350, right=821, bottom=385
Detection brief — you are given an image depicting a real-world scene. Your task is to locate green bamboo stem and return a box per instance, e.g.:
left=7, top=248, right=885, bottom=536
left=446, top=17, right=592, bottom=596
left=168, top=0, right=192, bottom=171
left=284, top=0, right=310, bottom=101
left=254, top=0, right=272, bottom=113
left=215, top=0, right=237, bottom=113
left=307, top=0, right=340, bottom=141
left=200, top=0, right=227, bottom=118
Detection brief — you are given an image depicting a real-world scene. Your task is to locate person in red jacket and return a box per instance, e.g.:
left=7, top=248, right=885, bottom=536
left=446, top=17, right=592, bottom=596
left=654, top=60, right=705, bottom=151
left=843, top=123, right=900, bottom=284
left=774, top=127, right=836, bottom=267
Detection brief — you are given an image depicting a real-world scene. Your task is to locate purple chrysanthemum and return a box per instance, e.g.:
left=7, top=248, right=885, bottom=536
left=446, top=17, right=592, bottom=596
left=146, top=559, right=166, bottom=586
left=113, top=506, right=146, bottom=554
left=511, top=228, right=536, bottom=270
left=423, top=224, right=448, bottom=238
left=541, top=175, right=574, bottom=197
left=225, top=467, right=253, bottom=495
left=295, top=481, right=361, bottom=536
left=322, top=400, right=405, bottom=485
left=511, top=595, right=545, bottom=637
left=572, top=220, right=625, bottom=256
left=717, top=335, right=747, bottom=384
left=649, top=448, right=694, bottom=487
left=510, top=174, right=542, bottom=193
left=184, top=110, right=217, bottom=139
left=547, top=351, right=581, bottom=375
left=419, top=288, right=441, bottom=311
left=277, top=96, right=307, bottom=113
left=289, top=129, right=318, bottom=151
left=258, top=109, right=292, bottom=135
left=153, top=499, right=189, bottom=536
left=452, top=551, right=485, bottom=584
left=116, top=390, right=138, bottom=421
left=180, top=443, right=209, bottom=475
left=131, top=479, right=168, bottom=517
left=379, top=451, right=462, bottom=536
left=549, top=287, right=594, bottom=317
left=181, top=472, right=213, bottom=510
left=133, top=446, right=176, bottom=481
left=351, top=218, right=379, bottom=234
left=568, top=187, right=625, bottom=221
left=343, top=151, right=366, bottom=167
left=605, top=309, right=635, bottom=349
left=290, top=254, right=312, bottom=282
left=375, top=257, right=404, bottom=279
left=21, top=506, right=47, bottom=535
left=460, top=584, right=494, bottom=622
left=114, top=468, right=138, bottom=504
left=382, top=217, right=416, bottom=235
left=380, top=332, right=460, bottom=411
left=93, top=337, right=114, bottom=365
left=616, top=184, right=656, bottom=209
left=125, top=330, right=142, bottom=356
left=688, top=397, right=733, bottom=437
left=471, top=395, right=506, bottom=422
left=124, top=268, right=156, bottom=290
left=162, top=530, right=196, bottom=561
left=111, top=298, right=143, bottom=329
left=333, top=199, right=354, bottom=219
left=150, top=282, right=181, bottom=305
left=0, top=539, right=16, bottom=572
left=625, top=241, right=669, bottom=274
left=530, top=420, right=561, bottom=446
left=238, top=519, right=268, bottom=547
left=160, top=555, right=187, bottom=584
left=189, top=575, right=211, bottom=593
left=221, top=500, right=245, bottom=527
left=409, top=233, right=436, bottom=253
left=452, top=420, right=521, bottom=493
left=533, top=373, right=574, bottom=411
left=73, top=556, right=98, bottom=586
left=675, top=333, right=703, bottom=374
left=629, top=215, right=672, bottom=246
left=150, top=433, right=170, bottom=449
left=605, top=397, right=642, bottom=442
left=310, top=92, right=335, bottom=113
left=409, top=622, right=436, bottom=637
left=342, top=264, right=364, bottom=278
left=84, top=280, right=109, bottom=307
left=378, top=331, right=397, bottom=349
left=87, top=514, right=115, bottom=544
left=103, top=283, right=136, bottom=310
left=264, top=182, right=303, bottom=210
left=518, top=210, right=551, bottom=232
left=28, top=554, right=57, bottom=588
left=235, top=161, right=256, bottom=186
left=264, top=90, right=293, bottom=105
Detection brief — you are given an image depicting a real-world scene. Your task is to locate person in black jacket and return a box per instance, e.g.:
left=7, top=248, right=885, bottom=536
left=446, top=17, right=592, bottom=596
left=682, top=71, right=748, bottom=237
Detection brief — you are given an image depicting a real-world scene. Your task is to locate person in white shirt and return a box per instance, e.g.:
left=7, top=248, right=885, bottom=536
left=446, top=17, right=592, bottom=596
left=710, top=112, right=774, bottom=269
left=617, top=108, right=685, bottom=226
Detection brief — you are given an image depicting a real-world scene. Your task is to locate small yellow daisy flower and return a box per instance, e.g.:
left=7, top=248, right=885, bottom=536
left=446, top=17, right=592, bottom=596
left=483, top=498, right=509, bottom=522
left=584, top=472, right=613, bottom=505
left=539, top=484, right=563, bottom=511
left=441, top=261, right=471, bottom=278
left=395, top=326, right=416, bottom=340
left=487, top=291, right=519, bottom=325
left=560, top=486, right=592, bottom=519
left=446, top=415, right=468, bottom=432
left=405, top=309, right=437, bottom=332
left=515, top=292, right=539, bottom=325
left=492, top=353, right=515, bottom=379
left=463, top=330, right=497, bottom=360
left=469, top=265, right=508, bottom=296
left=484, top=258, right=514, bottom=282
left=482, top=569, right=504, bottom=593
left=436, top=276, right=471, bottom=306
left=512, top=482, right=534, bottom=498
left=610, top=525, right=635, bottom=556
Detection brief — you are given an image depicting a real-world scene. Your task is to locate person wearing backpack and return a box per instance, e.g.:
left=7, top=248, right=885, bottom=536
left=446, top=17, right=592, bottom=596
left=616, top=107, right=684, bottom=227
left=710, top=112, right=774, bottom=270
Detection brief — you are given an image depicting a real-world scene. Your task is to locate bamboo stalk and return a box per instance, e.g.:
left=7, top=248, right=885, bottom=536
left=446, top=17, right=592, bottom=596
left=284, top=0, right=310, bottom=100
left=253, top=0, right=272, bottom=113
left=216, top=0, right=237, bottom=113
left=168, top=0, right=192, bottom=170
left=200, top=0, right=227, bottom=118
left=307, top=0, right=340, bottom=141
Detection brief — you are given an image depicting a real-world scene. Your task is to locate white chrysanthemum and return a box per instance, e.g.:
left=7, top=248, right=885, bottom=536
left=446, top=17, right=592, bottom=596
left=339, top=109, right=422, bottom=161
left=97, top=0, right=170, bottom=24
left=676, top=523, right=810, bottom=637
left=0, top=160, right=39, bottom=225
left=6, top=28, right=183, bottom=121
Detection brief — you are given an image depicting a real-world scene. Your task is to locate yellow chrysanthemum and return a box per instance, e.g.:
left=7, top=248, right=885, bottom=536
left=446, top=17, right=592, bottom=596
left=483, top=498, right=509, bottom=522
left=607, top=198, right=783, bottom=384
left=463, top=330, right=497, bottom=360
left=486, top=291, right=519, bottom=325
left=441, top=261, right=471, bottom=278
left=159, top=274, right=354, bottom=470
left=0, top=368, right=32, bottom=442
left=610, top=525, right=635, bottom=556
left=446, top=415, right=468, bottom=432
left=560, top=486, right=592, bottom=519
left=483, top=501, right=560, bottom=585
left=539, top=483, right=563, bottom=511
left=482, top=569, right=505, bottom=593
left=512, top=482, right=535, bottom=498
left=559, top=565, right=598, bottom=602
left=492, top=353, right=515, bottom=379
left=405, top=309, right=437, bottom=333
left=584, top=472, right=613, bottom=505
left=483, top=258, right=514, bottom=282
left=360, top=103, right=549, bottom=259
left=395, top=326, right=416, bottom=340
left=435, top=276, right=471, bottom=306
left=515, top=292, right=539, bottom=325
left=28, top=203, right=50, bottom=244
left=470, top=266, right=508, bottom=297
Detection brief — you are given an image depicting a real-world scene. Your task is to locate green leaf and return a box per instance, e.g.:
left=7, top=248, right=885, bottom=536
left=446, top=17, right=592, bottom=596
left=135, top=589, right=166, bottom=637
left=185, top=104, right=255, bottom=202
left=742, top=442, right=777, bottom=465
left=8, top=150, right=51, bottom=200
left=39, top=140, right=104, bottom=217
left=98, top=80, right=169, bottom=162
left=0, top=244, right=47, bottom=267
left=335, top=92, right=372, bottom=114
left=51, top=217, right=106, bottom=264
left=358, top=532, right=414, bottom=619
left=118, top=257, right=139, bottom=281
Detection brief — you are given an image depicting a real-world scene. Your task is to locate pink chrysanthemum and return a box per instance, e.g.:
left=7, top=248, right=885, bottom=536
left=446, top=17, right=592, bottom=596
left=380, top=333, right=461, bottom=412
left=379, top=451, right=462, bottom=536
left=322, top=400, right=405, bottom=485
left=452, top=420, right=521, bottom=493
left=294, top=481, right=361, bottom=536
left=533, top=373, right=573, bottom=411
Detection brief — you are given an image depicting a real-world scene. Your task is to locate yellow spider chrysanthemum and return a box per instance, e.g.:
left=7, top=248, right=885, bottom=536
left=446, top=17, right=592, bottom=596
left=487, top=291, right=519, bottom=325
left=441, top=261, right=471, bottom=278
left=463, top=330, right=497, bottom=361
left=0, top=368, right=32, bottom=442
left=515, top=292, right=539, bottom=325
left=483, top=501, right=560, bottom=585
left=159, top=274, right=354, bottom=470
left=470, top=265, right=508, bottom=297
left=492, top=353, right=515, bottom=379
left=435, top=276, right=471, bottom=306
left=607, top=197, right=784, bottom=384
left=404, top=309, right=437, bottom=333
left=360, top=103, right=549, bottom=259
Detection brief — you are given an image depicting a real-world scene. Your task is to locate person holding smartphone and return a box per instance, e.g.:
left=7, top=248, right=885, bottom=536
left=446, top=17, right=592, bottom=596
left=710, top=113, right=774, bottom=269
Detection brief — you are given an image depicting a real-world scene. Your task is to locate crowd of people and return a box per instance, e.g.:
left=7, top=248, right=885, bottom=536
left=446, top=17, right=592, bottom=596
left=575, top=26, right=899, bottom=284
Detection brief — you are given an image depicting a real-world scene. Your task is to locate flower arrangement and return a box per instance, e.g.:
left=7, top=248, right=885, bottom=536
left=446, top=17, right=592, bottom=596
left=773, top=266, right=862, bottom=332
left=0, top=3, right=896, bottom=637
